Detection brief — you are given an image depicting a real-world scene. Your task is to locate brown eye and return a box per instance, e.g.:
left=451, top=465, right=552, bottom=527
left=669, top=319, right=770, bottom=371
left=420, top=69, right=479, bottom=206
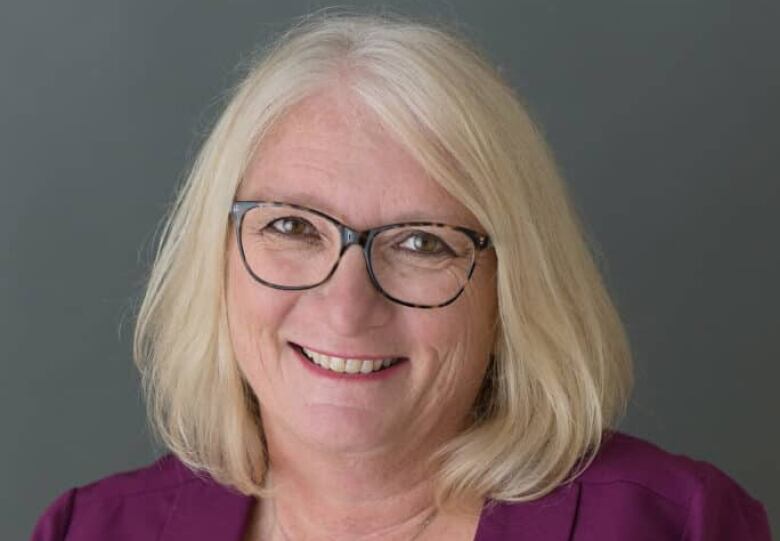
left=270, top=217, right=314, bottom=236
left=399, top=232, right=453, bottom=256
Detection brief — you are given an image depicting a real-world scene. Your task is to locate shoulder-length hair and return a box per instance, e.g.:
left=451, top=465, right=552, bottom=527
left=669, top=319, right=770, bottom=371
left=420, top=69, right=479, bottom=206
left=134, top=12, right=633, bottom=505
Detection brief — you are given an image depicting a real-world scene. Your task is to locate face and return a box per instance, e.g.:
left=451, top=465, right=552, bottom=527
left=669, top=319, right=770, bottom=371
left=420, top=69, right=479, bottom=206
left=227, top=88, right=497, bottom=457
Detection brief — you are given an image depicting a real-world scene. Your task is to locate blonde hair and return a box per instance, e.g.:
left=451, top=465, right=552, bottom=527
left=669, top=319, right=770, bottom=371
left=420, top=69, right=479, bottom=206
left=134, top=12, right=633, bottom=505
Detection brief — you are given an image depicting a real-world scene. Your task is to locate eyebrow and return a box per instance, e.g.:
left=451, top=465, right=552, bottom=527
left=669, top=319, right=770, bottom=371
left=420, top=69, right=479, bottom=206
left=237, top=189, right=476, bottom=229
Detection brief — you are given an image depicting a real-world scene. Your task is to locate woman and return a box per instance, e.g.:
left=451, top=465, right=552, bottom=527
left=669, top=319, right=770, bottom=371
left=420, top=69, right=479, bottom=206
left=31, top=13, right=770, bottom=541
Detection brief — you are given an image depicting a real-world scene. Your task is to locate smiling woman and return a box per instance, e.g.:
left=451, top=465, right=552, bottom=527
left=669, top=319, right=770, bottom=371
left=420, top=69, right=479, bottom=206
left=225, top=89, right=500, bottom=500
left=31, top=11, right=770, bottom=541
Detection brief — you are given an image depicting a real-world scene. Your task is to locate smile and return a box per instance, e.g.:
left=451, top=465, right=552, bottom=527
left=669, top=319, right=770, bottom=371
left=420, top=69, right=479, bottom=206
left=292, top=343, right=403, bottom=374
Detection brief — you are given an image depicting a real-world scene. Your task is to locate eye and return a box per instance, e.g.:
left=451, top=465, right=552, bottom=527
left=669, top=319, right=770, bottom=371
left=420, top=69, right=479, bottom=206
left=398, top=231, right=453, bottom=256
left=269, top=217, right=317, bottom=236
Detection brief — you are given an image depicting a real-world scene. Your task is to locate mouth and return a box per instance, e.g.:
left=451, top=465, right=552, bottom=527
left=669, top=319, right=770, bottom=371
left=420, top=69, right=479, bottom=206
left=289, top=342, right=405, bottom=375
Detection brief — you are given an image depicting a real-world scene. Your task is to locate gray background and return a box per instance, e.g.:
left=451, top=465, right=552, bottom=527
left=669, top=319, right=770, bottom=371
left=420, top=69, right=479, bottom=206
left=2, top=0, right=777, bottom=538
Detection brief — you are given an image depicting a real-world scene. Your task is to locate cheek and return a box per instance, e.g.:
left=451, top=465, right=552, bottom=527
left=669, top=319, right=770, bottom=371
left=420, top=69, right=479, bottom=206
left=410, top=284, right=496, bottom=377
left=226, top=245, right=293, bottom=385
left=400, top=295, right=495, bottom=432
left=432, top=275, right=497, bottom=388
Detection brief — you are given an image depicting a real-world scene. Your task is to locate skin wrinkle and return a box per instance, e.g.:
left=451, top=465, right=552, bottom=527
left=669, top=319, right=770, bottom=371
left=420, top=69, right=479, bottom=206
left=228, top=86, right=496, bottom=540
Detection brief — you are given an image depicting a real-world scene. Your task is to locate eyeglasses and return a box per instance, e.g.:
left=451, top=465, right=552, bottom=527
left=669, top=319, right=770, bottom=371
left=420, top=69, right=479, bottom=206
left=230, top=201, right=492, bottom=309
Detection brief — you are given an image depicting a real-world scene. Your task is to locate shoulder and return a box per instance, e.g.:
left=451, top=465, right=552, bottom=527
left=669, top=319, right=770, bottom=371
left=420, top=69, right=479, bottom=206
left=580, top=431, right=763, bottom=498
left=40, top=453, right=202, bottom=514
left=574, top=431, right=770, bottom=540
left=581, top=431, right=739, bottom=496
left=478, top=431, right=771, bottom=541
left=68, top=453, right=201, bottom=500
left=30, top=454, right=249, bottom=541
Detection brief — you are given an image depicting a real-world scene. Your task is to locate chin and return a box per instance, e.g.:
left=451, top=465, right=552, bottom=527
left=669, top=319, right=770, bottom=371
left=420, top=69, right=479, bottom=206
left=290, top=404, right=400, bottom=453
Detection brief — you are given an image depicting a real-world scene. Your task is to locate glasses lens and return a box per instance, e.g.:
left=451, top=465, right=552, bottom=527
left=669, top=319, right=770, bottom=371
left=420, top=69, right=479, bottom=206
left=239, top=205, right=340, bottom=287
left=371, top=225, right=476, bottom=306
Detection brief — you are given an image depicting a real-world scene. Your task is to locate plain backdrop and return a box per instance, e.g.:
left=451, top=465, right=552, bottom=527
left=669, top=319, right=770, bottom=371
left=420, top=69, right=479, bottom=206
left=2, top=1, right=778, bottom=538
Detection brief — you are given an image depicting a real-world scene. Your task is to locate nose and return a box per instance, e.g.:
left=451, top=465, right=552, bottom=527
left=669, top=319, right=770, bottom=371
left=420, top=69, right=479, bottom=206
left=309, top=246, right=394, bottom=335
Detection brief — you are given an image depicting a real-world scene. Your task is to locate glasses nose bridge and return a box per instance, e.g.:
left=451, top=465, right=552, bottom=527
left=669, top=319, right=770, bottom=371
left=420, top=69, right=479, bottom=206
left=338, top=224, right=372, bottom=256
left=333, top=224, right=380, bottom=285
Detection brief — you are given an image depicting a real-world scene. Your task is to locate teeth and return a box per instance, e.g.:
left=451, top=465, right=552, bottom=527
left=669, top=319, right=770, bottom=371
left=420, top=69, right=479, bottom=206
left=301, top=347, right=398, bottom=374
left=345, top=359, right=361, bottom=374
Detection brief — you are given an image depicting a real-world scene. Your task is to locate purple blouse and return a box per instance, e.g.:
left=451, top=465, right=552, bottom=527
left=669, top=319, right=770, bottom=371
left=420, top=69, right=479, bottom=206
left=30, top=432, right=772, bottom=540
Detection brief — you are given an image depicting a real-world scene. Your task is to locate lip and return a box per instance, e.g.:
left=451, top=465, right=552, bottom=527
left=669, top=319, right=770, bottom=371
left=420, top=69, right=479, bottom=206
left=292, top=342, right=404, bottom=361
left=289, top=342, right=407, bottom=381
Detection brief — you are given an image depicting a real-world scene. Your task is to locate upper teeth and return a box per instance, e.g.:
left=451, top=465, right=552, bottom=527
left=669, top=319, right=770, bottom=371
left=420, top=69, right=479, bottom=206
left=301, top=347, right=398, bottom=374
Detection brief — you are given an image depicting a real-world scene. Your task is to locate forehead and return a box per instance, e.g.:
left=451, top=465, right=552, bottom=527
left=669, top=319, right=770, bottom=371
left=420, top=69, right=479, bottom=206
left=239, top=88, right=480, bottom=230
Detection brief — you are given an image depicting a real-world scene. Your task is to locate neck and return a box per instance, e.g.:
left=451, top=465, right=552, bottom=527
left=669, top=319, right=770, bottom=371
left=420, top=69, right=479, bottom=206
left=257, top=423, right=450, bottom=540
